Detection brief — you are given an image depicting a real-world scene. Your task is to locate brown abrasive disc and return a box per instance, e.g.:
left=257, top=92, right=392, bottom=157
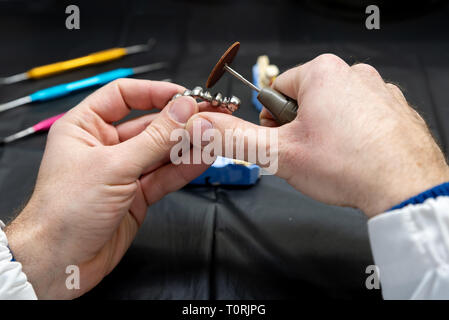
left=206, top=42, right=240, bottom=88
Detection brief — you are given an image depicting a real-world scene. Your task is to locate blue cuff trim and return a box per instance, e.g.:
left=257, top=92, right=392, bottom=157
left=390, top=181, right=449, bottom=211
left=7, top=245, right=15, bottom=262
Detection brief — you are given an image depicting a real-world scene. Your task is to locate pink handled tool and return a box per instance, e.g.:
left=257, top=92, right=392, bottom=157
left=1, top=113, right=65, bottom=144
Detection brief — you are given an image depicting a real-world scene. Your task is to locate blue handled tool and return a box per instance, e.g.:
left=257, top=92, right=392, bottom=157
left=0, top=62, right=167, bottom=113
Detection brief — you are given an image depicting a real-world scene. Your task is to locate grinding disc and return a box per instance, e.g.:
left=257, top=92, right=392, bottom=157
left=206, top=42, right=240, bottom=88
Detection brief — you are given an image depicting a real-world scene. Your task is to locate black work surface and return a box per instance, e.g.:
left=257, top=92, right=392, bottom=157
left=0, top=0, right=448, bottom=300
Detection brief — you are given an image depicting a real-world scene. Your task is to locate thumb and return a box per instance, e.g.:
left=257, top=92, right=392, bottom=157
left=186, top=112, right=282, bottom=175
left=115, top=96, right=198, bottom=172
left=272, top=65, right=302, bottom=101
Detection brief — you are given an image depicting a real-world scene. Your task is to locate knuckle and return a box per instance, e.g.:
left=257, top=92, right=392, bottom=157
left=143, top=121, right=172, bottom=152
left=108, top=78, right=127, bottom=88
left=411, top=108, right=427, bottom=125
left=386, top=82, right=401, bottom=93
left=309, top=54, right=349, bottom=83
left=352, top=63, right=380, bottom=77
left=103, top=78, right=131, bottom=98
left=386, top=83, right=408, bottom=102
left=314, top=53, right=347, bottom=70
left=90, top=79, right=128, bottom=105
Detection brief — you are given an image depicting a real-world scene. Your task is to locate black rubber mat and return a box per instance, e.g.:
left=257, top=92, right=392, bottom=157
left=1, top=0, right=448, bottom=299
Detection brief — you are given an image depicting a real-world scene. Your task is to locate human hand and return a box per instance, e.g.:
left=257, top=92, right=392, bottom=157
left=5, top=79, right=213, bottom=299
left=186, top=54, right=449, bottom=217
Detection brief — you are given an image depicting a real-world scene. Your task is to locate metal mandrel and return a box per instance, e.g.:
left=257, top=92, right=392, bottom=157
left=207, top=42, right=298, bottom=125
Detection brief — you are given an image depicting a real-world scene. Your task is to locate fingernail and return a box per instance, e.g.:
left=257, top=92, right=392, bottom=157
left=189, top=117, right=214, bottom=148
left=169, top=96, right=196, bottom=124
left=198, top=118, right=213, bottom=147
left=198, top=117, right=213, bottom=133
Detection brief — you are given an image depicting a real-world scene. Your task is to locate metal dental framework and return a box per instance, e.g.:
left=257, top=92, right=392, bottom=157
left=172, top=86, right=241, bottom=112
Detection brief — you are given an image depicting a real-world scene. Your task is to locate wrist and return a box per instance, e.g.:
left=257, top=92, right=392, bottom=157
left=4, top=202, right=68, bottom=299
left=363, top=165, right=449, bottom=218
left=389, top=181, right=449, bottom=211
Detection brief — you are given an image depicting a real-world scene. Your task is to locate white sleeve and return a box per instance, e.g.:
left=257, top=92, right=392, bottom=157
left=0, top=221, right=37, bottom=300
left=368, top=196, right=449, bottom=299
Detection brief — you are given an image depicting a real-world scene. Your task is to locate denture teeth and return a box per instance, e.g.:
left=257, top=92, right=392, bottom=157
left=202, top=91, right=213, bottom=102
left=222, top=97, right=230, bottom=105
left=171, top=87, right=240, bottom=112
left=228, top=96, right=241, bottom=112
left=171, top=93, right=182, bottom=100
left=192, top=86, right=203, bottom=97
left=212, top=93, right=223, bottom=107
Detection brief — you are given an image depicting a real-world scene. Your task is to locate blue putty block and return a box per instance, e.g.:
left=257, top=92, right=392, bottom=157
left=189, top=156, right=260, bottom=186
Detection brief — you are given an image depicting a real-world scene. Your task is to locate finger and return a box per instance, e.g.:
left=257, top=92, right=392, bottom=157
left=113, top=96, right=199, bottom=174
left=128, top=180, right=149, bottom=226
left=259, top=107, right=279, bottom=127
left=116, top=113, right=159, bottom=142
left=115, top=100, right=229, bottom=143
left=74, top=79, right=185, bottom=123
left=273, top=54, right=349, bottom=101
left=115, top=99, right=232, bottom=174
left=272, top=58, right=318, bottom=100
left=141, top=157, right=170, bottom=176
left=272, top=65, right=304, bottom=100
left=140, top=157, right=210, bottom=206
left=186, top=112, right=281, bottom=173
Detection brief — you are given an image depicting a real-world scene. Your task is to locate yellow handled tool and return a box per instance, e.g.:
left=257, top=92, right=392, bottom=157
left=0, top=39, right=155, bottom=85
left=27, top=48, right=127, bottom=79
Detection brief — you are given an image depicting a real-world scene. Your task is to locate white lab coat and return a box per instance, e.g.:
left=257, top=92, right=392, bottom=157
left=1, top=196, right=448, bottom=299
left=368, top=196, right=449, bottom=299
left=0, top=221, right=36, bottom=299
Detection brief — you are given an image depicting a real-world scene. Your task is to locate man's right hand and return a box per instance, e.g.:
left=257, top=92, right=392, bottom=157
left=187, top=54, right=449, bottom=217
